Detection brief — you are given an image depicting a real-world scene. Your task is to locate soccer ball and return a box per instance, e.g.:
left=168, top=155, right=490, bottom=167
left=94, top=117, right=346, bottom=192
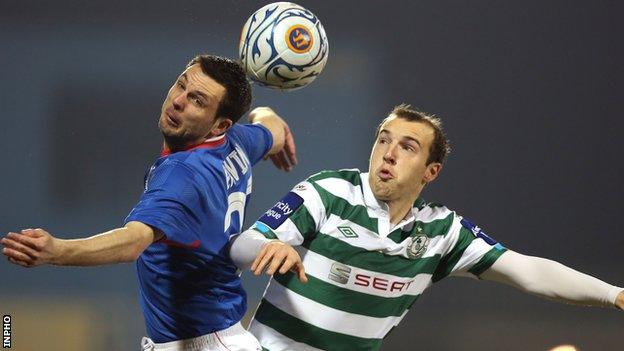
left=239, top=2, right=329, bottom=91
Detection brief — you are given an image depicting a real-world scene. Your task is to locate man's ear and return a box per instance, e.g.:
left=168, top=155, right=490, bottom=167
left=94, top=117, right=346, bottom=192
left=210, top=117, right=233, bottom=136
left=422, top=162, right=442, bottom=185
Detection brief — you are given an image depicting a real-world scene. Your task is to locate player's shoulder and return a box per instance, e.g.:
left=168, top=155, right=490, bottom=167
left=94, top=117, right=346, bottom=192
left=147, top=157, right=201, bottom=189
left=226, top=123, right=269, bottom=141
left=157, top=151, right=222, bottom=182
left=306, top=168, right=362, bottom=185
left=417, top=200, right=457, bottom=221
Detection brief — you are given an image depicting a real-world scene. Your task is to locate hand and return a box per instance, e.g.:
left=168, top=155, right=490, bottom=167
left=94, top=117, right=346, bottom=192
left=268, top=120, right=297, bottom=172
left=616, top=290, right=624, bottom=310
left=251, top=241, right=307, bottom=283
left=1, top=228, right=60, bottom=267
left=249, top=107, right=298, bottom=172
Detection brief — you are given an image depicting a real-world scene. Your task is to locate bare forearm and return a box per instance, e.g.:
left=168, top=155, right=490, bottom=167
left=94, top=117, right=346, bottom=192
left=482, top=251, right=622, bottom=309
left=55, top=222, right=158, bottom=266
left=249, top=107, right=285, bottom=155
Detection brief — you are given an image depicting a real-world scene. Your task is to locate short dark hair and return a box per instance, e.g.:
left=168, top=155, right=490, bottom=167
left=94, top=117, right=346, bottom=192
left=187, top=54, right=252, bottom=123
left=375, top=104, right=451, bottom=164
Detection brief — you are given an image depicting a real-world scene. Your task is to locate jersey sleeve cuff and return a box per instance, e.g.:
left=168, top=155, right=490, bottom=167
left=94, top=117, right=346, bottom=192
left=469, top=246, right=508, bottom=277
left=253, top=221, right=279, bottom=240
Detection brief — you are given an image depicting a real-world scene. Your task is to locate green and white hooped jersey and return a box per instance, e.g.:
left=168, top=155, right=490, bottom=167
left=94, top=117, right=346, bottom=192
left=249, top=169, right=506, bottom=351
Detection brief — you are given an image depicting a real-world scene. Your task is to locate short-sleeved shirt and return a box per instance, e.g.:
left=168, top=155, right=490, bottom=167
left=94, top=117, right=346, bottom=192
left=125, top=123, right=272, bottom=343
left=248, top=169, right=507, bottom=351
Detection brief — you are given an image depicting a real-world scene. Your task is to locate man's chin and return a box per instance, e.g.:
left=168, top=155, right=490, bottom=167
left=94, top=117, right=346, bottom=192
left=371, top=181, right=395, bottom=201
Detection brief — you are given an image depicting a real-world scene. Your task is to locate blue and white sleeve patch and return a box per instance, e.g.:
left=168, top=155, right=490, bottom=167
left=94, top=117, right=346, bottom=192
left=258, top=192, right=304, bottom=230
left=460, top=218, right=505, bottom=250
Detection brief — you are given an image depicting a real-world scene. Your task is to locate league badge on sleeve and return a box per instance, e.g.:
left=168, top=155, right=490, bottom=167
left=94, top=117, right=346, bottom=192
left=258, top=192, right=304, bottom=229
left=460, top=217, right=502, bottom=247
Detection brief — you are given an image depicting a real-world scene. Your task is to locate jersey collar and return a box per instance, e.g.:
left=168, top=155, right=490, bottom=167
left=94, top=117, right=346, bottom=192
left=160, top=134, right=226, bottom=157
left=360, top=171, right=427, bottom=221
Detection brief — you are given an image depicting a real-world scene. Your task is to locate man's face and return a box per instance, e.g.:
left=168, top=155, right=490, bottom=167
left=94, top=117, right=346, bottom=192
left=368, top=115, right=441, bottom=202
left=158, top=64, right=227, bottom=147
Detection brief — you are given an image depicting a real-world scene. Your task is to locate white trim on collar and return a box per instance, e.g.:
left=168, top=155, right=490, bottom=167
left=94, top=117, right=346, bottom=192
left=360, top=171, right=419, bottom=230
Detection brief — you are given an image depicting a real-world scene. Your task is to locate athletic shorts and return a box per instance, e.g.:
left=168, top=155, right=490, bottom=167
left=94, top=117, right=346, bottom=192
left=140, top=322, right=262, bottom=351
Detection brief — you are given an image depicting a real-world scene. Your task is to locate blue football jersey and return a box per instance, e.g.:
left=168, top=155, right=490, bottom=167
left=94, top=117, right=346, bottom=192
left=125, top=123, right=272, bottom=342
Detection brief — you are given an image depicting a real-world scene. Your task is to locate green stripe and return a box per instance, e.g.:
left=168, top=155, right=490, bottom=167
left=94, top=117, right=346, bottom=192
left=469, top=247, right=508, bottom=276
left=386, top=228, right=408, bottom=243
left=289, top=203, right=318, bottom=240
left=311, top=182, right=379, bottom=233
left=432, top=227, right=474, bottom=282
left=255, top=300, right=383, bottom=351
left=386, top=212, right=454, bottom=244
left=307, top=169, right=362, bottom=186
left=273, top=271, right=422, bottom=318
left=305, top=233, right=440, bottom=277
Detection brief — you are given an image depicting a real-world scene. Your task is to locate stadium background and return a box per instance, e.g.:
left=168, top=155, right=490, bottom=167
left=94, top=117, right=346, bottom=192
left=1, top=1, right=622, bottom=350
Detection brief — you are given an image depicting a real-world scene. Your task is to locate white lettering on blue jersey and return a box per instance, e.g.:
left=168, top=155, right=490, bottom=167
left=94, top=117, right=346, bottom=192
left=224, top=145, right=251, bottom=189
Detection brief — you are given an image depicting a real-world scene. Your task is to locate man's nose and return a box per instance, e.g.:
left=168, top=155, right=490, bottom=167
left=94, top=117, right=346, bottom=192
left=172, top=92, right=185, bottom=110
left=383, top=145, right=397, bottom=165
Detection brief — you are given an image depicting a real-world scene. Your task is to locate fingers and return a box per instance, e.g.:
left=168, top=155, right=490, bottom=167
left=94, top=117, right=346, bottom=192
left=250, top=243, right=307, bottom=283
left=294, top=261, right=308, bottom=284
left=283, top=127, right=298, bottom=166
left=5, top=232, right=40, bottom=250
left=8, top=256, right=32, bottom=268
left=21, top=228, right=44, bottom=238
left=271, top=150, right=292, bottom=172
left=1, top=237, right=39, bottom=259
left=252, top=245, right=288, bottom=276
left=3, top=247, right=35, bottom=266
left=251, top=244, right=276, bottom=274
left=269, top=153, right=284, bottom=171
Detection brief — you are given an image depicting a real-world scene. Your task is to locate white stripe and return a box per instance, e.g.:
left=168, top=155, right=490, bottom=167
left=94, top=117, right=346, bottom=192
left=437, top=215, right=463, bottom=258
left=450, top=238, right=494, bottom=277
left=301, top=247, right=433, bottom=298
left=415, top=206, right=454, bottom=223
left=263, top=280, right=403, bottom=339
left=274, top=218, right=305, bottom=245
left=246, top=174, right=253, bottom=195
left=320, top=214, right=449, bottom=259
left=249, top=320, right=324, bottom=351
left=316, top=177, right=367, bottom=208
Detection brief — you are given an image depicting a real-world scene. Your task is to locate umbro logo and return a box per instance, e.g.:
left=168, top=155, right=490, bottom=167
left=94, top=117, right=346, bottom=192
left=338, top=226, right=358, bottom=238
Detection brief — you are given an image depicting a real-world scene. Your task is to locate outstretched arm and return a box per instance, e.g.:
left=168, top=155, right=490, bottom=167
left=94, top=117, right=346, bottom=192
left=1, top=221, right=161, bottom=267
left=480, top=250, right=623, bottom=309
left=249, top=106, right=297, bottom=171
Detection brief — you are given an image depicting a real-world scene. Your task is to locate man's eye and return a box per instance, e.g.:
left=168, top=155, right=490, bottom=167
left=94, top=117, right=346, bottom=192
left=193, top=97, right=204, bottom=107
left=177, top=81, right=185, bottom=89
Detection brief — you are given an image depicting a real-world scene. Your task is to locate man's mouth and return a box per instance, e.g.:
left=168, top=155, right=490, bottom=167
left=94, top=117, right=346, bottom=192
left=378, top=168, right=394, bottom=180
left=165, top=109, right=180, bottom=127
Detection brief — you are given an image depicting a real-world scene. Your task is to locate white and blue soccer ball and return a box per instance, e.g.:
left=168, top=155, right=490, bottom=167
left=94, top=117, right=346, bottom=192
left=239, top=2, right=329, bottom=91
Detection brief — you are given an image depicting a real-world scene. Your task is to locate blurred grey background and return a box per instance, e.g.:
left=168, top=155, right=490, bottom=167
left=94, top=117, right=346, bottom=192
left=1, top=1, right=622, bottom=350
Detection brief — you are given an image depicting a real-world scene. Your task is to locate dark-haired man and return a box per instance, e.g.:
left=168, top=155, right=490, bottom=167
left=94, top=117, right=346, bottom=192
left=230, top=104, right=623, bottom=351
left=2, top=54, right=296, bottom=350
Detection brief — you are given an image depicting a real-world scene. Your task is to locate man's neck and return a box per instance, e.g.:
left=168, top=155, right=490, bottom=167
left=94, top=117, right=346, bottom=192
left=386, top=197, right=417, bottom=226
